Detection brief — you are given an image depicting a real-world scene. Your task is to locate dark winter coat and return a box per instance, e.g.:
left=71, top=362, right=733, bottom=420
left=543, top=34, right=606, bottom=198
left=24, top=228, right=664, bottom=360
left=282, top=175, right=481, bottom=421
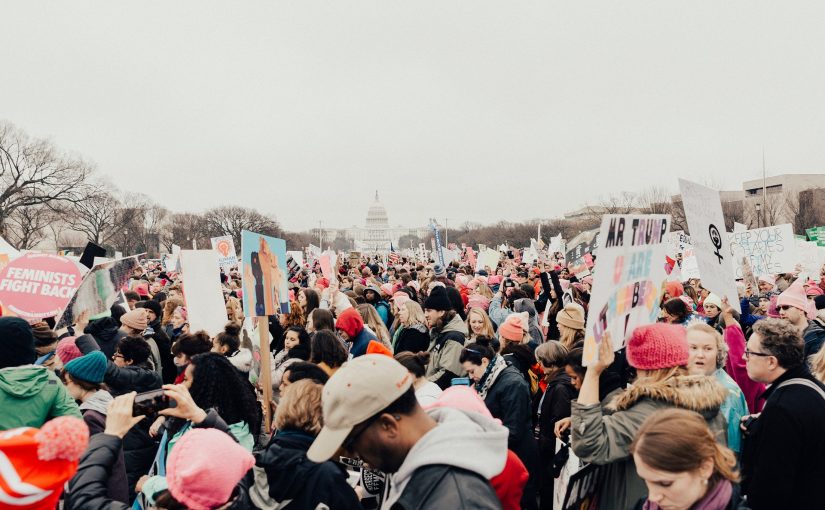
left=537, top=271, right=564, bottom=341
left=390, top=464, right=502, bottom=510
left=425, top=315, right=468, bottom=389
left=82, top=318, right=126, bottom=360
left=484, top=365, right=540, bottom=476
left=802, top=320, right=825, bottom=357
left=75, top=334, right=162, bottom=396
left=148, top=318, right=176, bottom=384
left=741, top=365, right=825, bottom=509
left=237, top=430, right=362, bottom=510
left=394, top=324, right=430, bottom=354
left=76, top=408, right=129, bottom=505
left=537, top=373, right=576, bottom=460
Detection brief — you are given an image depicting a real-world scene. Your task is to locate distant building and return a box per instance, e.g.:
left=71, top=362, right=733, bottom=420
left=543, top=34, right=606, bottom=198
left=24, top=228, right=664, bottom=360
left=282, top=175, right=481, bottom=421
left=742, top=174, right=825, bottom=228
left=321, top=192, right=430, bottom=252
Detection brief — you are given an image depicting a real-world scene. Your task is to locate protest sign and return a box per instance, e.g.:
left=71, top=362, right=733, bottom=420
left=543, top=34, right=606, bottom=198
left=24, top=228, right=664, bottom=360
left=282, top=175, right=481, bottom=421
left=162, top=253, right=179, bottom=272
left=475, top=248, right=500, bottom=273
left=733, top=222, right=748, bottom=233
left=565, top=228, right=599, bottom=263
left=681, top=243, right=701, bottom=280
left=728, top=224, right=796, bottom=278
left=56, top=256, right=141, bottom=328
left=548, top=233, right=564, bottom=255
left=211, top=235, right=239, bottom=269
left=79, top=242, right=107, bottom=269
left=179, top=250, right=227, bottom=336
left=319, top=250, right=336, bottom=282
left=797, top=239, right=825, bottom=279
left=583, top=214, right=670, bottom=366
left=561, top=463, right=603, bottom=510
left=665, top=231, right=691, bottom=258
left=678, top=179, right=740, bottom=312
left=287, top=251, right=304, bottom=267
left=465, top=246, right=477, bottom=269
left=0, top=253, right=83, bottom=321
left=241, top=230, right=290, bottom=317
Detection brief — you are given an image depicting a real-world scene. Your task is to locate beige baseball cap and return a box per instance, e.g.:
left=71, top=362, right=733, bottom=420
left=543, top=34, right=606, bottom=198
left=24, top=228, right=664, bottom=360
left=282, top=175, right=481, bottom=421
left=307, top=354, right=413, bottom=463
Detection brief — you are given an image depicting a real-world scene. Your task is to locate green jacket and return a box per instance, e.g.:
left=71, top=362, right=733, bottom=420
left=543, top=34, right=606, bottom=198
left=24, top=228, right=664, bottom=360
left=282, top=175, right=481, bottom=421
left=0, top=365, right=81, bottom=430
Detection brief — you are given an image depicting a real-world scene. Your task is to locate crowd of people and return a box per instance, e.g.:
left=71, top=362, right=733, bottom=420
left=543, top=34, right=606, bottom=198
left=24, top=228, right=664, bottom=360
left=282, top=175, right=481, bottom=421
left=2, top=249, right=825, bottom=509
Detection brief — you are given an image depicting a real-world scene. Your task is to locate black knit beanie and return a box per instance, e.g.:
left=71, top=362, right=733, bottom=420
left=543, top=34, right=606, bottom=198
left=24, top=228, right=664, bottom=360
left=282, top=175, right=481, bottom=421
left=0, top=317, right=36, bottom=369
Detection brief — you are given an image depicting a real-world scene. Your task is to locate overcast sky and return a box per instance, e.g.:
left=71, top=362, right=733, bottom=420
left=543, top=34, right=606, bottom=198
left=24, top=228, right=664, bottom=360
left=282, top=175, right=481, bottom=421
left=3, top=1, right=825, bottom=232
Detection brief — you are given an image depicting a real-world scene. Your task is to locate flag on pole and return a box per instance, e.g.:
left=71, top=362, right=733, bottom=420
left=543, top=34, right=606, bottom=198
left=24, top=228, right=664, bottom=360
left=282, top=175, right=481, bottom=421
left=389, top=242, right=401, bottom=265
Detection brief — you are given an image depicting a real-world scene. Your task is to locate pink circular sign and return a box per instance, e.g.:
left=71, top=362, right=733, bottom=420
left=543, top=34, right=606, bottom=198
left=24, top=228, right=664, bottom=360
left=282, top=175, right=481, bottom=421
left=0, top=253, right=83, bottom=321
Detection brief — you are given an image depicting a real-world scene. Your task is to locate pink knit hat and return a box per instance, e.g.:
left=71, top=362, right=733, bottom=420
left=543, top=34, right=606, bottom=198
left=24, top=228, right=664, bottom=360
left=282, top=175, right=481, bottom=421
left=380, top=283, right=394, bottom=297
left=487, top=275, right=503, bottom=286
left=425, top=385, right=500, bottom=423
left=806, top=282, right=824, bottom=297
left=56, top=337, right=82, bottom=364
left=498, top=312, right=528, bottom=342
left=777, top=279, right=809, bottom=313
left=626, top=323, right=689, bottom=370
left=166, top=429, right=254, bottom=510
left=467, top=294, right=491, bottom=311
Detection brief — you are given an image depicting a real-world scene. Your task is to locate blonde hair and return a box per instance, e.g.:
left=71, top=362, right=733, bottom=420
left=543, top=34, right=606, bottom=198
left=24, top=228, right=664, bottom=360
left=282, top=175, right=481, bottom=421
left=686, top=322, right=728, bottom=369
left=558, top=323, right=585, bottom=350
left=274, top=379, right=323, bottom=435
left=475, top=283, right=493, bottom=299
left=466, top=307, right=495, bottom=339
left=630, top=408, right=739, bottom=484
left=402, top=301, right=426, bottom=327
left=810, top=346, right=825, bottom=383
left=225, top=296, right=244, bottom=324
left=356, top=303, right=391, bottom=347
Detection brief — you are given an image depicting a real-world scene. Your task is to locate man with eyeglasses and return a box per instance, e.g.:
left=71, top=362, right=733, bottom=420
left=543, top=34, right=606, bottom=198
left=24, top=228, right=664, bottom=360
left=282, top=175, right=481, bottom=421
left=740, top=318, right=825, bottom=509
left=775, top=279, right=825, bottom=357
left=307, top=354, right=508, bottom=509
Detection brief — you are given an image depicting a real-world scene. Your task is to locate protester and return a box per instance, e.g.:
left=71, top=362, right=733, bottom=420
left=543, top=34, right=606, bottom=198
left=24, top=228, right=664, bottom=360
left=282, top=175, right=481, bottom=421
left=212, top=322, right=254, bottom=375
left=776, top=278, right=825, bottom=357
left=498, top=312, right=531, bottom=348
left=661, top=297, right=695, bottom=325
left=136, top=299, right=176, bottom=384
left=309, top=330, right=349, bottom=376
left=686, top=322, right=748, bottom=454
left=170, top=330, right=213, bottom=384
left=556, top=302, right=586, bottom=349
left=281, top=360, right=330, bottom=388
left=364, top=284, right=393, bottom=328
left=394, top=351, right=443, bottom=406
left=460, top=339, right=539, bottom=510
left=466, top=306, right=496, bottom=342
left=335, top=307, right=378, bottom=357
left=357, top=303, right=392, bottom=348
left=297, top=287, right=320, bottom=322
left=566, top=325, right=728, bottom=510
left=307, top=354, right=507, bottom=509
left=241, top=379, right=362, bottom=509
left=630, top=408, right=744, bottom=509
left=423, top=286, right=468, bottom=389
left=0, top=317, right=81, bottom=430
left=270, top=326, right=311, bottom=393
left=32, top=321, right=60, bottom=370
left=69, top=392, right=254, bottom=509
left=139, top=353, right=259, bottom=505
left=307, top=307, right=335, bottom=334
left=740, top=318, right=825, bottom=508
left=392, top=300, right=430, bottom=354
left=534, top=341, right=576, bottom=510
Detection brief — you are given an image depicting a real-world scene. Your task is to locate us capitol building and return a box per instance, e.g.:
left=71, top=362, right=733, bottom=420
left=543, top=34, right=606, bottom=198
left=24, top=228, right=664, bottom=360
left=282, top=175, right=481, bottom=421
left=321, top=191, right=430, bottom=252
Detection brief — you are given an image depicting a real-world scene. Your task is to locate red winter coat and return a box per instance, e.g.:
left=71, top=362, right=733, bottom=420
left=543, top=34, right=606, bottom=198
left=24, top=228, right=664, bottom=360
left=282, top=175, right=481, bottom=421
left=490, top=449, right=529, bottom=510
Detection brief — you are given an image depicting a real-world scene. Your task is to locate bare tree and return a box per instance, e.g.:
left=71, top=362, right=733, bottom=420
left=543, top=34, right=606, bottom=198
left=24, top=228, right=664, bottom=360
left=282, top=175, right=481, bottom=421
left=67, top=182, right=122, bottom=245
left=598, top=191, right=639, bottom=214
left=636, top=186, right=673, bottom=215
left=0, top=122, right=91, bottom=236
left=4, top=204, right=55, bottom=249
left=204, top=206, right=282, bottom=248
left=160, top=212, right=211, bottom=252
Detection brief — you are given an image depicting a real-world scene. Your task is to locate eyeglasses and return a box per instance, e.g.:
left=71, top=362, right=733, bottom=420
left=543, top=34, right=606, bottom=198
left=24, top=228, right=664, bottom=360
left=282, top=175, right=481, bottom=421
left=744, top=349, right=773, bottom=359
left=343, top=413, right=382, bottom=452
left=777, top=305, right=794, bottom=311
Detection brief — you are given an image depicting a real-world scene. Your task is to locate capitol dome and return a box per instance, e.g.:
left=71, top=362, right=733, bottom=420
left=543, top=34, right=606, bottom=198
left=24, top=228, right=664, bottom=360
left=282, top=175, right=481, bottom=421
left=364, top=191, right=391, bottom=251
left=366, top=191, right=389, bottom=228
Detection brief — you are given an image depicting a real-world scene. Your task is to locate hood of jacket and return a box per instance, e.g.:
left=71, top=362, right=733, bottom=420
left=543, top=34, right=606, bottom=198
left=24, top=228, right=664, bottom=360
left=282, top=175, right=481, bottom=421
left=85, top=317, right=122, bottom=344
left=608, top=374, right=728, bottom=418
left=439, top=313, right=469, bottom=336
left=0, top=365, right=50, bottom=398
left=405, top=323, right=428, bottom=335
left=227, top=348, right=253, bottom=373
left=384, top=406, right=508, bottom=507
left=79, top=389, right=113, bottom=415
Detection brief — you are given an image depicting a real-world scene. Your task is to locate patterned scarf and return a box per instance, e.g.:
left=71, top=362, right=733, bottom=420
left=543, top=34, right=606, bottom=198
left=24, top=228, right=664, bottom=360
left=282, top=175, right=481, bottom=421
left=475, top=355, right=509, bottom=400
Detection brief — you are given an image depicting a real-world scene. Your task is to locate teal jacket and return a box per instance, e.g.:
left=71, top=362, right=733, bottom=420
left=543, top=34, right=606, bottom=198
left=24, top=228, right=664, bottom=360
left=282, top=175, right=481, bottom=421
left=0, top=365, right=81, bottom=430
left=715, top=368, right=748, bottom=454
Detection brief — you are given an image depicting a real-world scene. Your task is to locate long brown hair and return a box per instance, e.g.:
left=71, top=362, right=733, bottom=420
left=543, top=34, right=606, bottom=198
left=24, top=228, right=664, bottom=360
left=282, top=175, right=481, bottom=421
left=630, top=408, right=739, bottom=485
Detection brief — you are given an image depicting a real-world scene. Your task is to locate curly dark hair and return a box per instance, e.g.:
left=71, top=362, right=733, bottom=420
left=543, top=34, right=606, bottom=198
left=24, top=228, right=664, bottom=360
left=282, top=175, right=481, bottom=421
left=171, top=330, right=212, bottom=357
left=117, top=336, right=152, bottom=364
left=189, top=352, right=261, bottom=436
left=215, top=322, right=242, bottom=353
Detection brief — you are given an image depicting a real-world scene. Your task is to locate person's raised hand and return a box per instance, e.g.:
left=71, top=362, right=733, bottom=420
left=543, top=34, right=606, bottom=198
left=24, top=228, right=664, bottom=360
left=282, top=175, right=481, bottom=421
left=104, top=392, right=145, bottom=439
left=591, top=332, right=615, bottom=374
left=159, top=384, right=207, bottom=424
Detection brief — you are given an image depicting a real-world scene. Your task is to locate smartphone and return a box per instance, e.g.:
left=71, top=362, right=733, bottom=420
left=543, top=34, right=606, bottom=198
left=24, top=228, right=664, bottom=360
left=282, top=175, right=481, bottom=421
left=132, top=389, right=175, bottom=417
left=451, top=377, right=471, bottom=387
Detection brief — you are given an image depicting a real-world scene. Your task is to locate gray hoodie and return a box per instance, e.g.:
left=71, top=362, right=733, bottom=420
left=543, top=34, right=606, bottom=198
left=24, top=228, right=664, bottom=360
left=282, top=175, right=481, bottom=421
left=80, top=389, right=114, bottom=415
left=382, top=406, right=508, bottom=508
